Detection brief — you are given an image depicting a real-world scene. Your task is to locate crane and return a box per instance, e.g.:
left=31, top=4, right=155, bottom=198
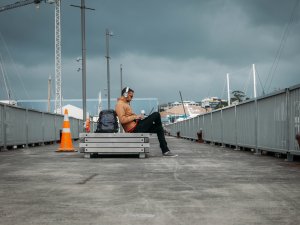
left=0, top=0, right=63, bottom=114
left=0, top=0, right=42, bottom=12
left=54, top=0, right=62, bottom=114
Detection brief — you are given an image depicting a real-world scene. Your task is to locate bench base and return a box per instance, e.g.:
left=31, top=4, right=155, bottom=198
left=84, top=152, right=146, bottom=159
left=80, top=133, right=150, bottom=158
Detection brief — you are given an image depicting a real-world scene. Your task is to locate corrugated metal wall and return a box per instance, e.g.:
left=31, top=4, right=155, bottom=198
left=289, top=85, right=300, bottom=154
left=0, top=104, right=3, bottom=147
left=236, top=101, right=256, bottom=148
left=6, top=107, right=27, bottom=146
left=43, top=113, right=57, bottom=141
left=0, top=103, right=89, bottom=149
left=222, top=107, right=236, bottom=146
left=203, top=113, right=212, bottom=141
left=257, top=91, right=287, bottom=152
left=212, top=110, right=222, bottom=143
left=165, top=84, right=300, bottom=156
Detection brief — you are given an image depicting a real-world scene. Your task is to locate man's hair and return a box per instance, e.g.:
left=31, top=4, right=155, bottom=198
left=121, top=87, right=134, bottom=96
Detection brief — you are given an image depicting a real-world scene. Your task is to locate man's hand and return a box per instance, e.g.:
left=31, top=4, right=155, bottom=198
left=135, top=114, right=144, bottom=120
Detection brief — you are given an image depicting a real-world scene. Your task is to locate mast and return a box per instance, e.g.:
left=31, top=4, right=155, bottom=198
left=97, top=91, right=102, bottom=114
left=47, top=75, right=51, bottom=112
left=105, top=28, right=113, bottom=110
left=227, top=73, right=230, bottom=106
left=120, top=64, right=123, bottom=94
left=0, top=54, right=10, bottom=102
left=252, top=64, right=257, bottom=98
left=179, top=91, right=187, bottom=118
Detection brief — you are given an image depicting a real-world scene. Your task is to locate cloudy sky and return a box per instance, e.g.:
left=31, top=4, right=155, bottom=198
left=0, top=0, right=299, bottom=104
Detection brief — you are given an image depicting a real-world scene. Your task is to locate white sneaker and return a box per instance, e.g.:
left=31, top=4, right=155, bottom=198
left=163, top=151, right=178, bottom=157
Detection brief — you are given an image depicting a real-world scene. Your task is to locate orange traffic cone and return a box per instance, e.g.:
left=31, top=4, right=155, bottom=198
left=56, top=109, right=75, bottom=152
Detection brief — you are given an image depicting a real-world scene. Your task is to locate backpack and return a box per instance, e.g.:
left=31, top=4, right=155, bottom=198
left=95, top=110, right=119, bottom=133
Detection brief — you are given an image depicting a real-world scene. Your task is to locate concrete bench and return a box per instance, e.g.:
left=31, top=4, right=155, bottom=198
left=79, top=133, right=150, bottom=158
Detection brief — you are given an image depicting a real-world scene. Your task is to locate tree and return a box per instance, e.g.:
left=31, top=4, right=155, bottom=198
left=231, top=90, right=247, bottom=103
left=215, top=101, right=228, bottom=109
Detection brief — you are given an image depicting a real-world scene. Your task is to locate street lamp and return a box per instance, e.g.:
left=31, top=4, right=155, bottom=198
left=76, top=57, right=82, bottom=72
left=105, top=28, right=113, bottom=109
left=70, top=0, right=95, bottom=131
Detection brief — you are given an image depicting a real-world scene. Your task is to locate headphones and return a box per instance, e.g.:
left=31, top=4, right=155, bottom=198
left=123, top=87, right=130, bottom=97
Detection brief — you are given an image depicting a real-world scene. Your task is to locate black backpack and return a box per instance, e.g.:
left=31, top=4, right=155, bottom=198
left=95, top=110, right=119, bottom=133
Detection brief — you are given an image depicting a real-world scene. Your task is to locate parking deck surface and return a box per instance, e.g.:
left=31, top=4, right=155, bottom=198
left=1, top=136, right=300, bottom=225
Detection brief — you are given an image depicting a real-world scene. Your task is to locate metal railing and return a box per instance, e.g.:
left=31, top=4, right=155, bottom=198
left=0, top=103, right=96, bottom=149
left=165, top=84, right=300, bottom=157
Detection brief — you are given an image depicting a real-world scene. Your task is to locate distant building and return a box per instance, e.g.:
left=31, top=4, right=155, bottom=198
left=160, top=100, right=201, bottom=112
left=0, top=100, right=17, bottom=106
left=201, top=97, right=227, bottom=109
left=170, top=101, right=200, bottom=107
left=160, top=104, right=209, bottom=124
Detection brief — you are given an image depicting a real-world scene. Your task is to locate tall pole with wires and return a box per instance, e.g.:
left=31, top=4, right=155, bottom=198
left=105, top=28, right=113, bottom=109
left=120, top=64, right=123, bottom=94
left=0, top=54, right=11, bottom=102
left=252, top=64, right=257, bottom=98
left=179, top=91, right=187, bottom=119
left=264, top=0, right=299, bottom=93
left=47, top=75, right=51, bottom=112
left=70, top=1, right=94, bottom=130
left=227, top=73, right=230, bottom=106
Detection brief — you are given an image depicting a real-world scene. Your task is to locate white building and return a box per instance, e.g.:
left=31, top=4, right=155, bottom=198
left=55, top=104, right=89, bottom=120
left=170, top=101, right=200, bottom=107
left=201, top=97, right=224, bottom=109
left=0, top=100, right=17, bottom=106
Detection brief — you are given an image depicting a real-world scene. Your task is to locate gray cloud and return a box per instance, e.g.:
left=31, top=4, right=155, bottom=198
left=0, top=0, right=299, bottom=105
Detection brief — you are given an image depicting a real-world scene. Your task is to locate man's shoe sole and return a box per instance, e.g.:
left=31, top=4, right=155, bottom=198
left=163, top=154, right=178, bottom=157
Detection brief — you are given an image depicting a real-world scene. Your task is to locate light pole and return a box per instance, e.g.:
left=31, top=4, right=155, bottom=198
left=105, top=28, right=113, bottom=109
left=120, top=64, right=123, bottom=95
left=70, top=0, right=94, bottom=131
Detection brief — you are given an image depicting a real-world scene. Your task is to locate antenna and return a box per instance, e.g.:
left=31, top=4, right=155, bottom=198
left=179, top=91, right=187, bottom=118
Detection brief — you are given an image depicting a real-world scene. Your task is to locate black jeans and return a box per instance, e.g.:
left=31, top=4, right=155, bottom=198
left=133, top=112, right=169, bottom=154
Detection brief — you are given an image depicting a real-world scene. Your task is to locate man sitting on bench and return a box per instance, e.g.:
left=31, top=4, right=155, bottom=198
left=115, top=87, right=178, bottom=157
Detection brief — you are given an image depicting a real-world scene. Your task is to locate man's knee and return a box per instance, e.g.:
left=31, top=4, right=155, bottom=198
left=152, top=112, right=160, bottom=118
left=151, top=112, right=162, bottom=124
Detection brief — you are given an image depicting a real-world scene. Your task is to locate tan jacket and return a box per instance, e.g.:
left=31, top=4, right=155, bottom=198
left=115, top=97, right=137, bottom=132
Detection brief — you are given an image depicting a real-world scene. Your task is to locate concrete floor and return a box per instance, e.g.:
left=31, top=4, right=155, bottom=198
left=1, top=136, right=300, bottom=225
